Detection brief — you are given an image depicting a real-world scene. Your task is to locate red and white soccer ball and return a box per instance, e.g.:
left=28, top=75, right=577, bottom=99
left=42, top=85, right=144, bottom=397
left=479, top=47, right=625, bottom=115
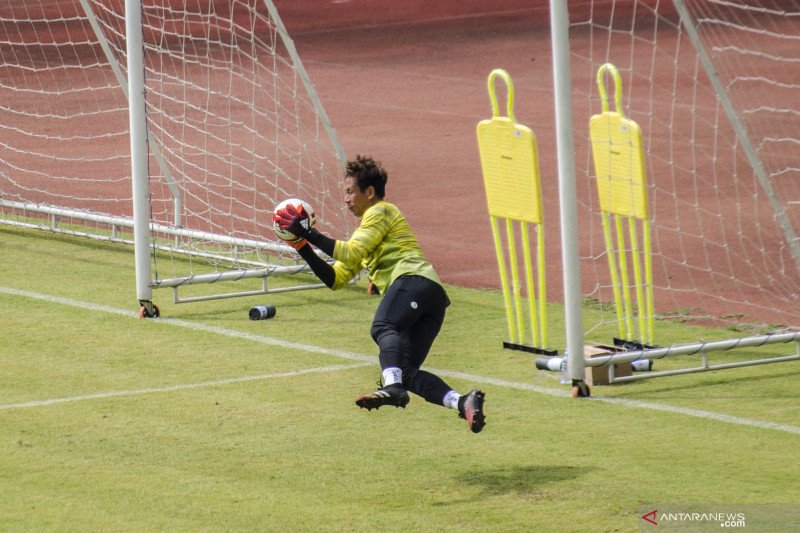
left=273, top=198, right=316, bottom=242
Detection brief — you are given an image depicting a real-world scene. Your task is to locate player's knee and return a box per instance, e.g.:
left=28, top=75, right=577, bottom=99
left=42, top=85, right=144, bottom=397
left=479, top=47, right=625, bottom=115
left=370, top=319, right=396, bottom=343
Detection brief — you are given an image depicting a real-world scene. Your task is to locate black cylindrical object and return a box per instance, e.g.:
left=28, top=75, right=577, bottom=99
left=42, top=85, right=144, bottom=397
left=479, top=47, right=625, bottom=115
left=249, top=305, right=276, bottom=320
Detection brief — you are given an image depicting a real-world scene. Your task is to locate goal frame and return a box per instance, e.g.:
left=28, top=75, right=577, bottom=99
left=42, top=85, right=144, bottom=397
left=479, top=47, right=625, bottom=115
left=545, top=0, right=800, bottom=392
left=0, top=0, right=347, bottom=314
left=124, top=0, right=346, bottom=312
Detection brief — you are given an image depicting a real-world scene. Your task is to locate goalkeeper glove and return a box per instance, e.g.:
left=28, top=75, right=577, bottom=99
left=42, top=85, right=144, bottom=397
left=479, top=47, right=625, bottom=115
left=273, top=203, right=336, bottom=256
left=273, top=203, right=311, bottom=239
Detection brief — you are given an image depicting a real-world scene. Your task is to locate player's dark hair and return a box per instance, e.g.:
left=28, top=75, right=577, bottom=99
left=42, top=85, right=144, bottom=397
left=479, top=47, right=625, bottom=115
left=346, top=155, right=388, bottom=198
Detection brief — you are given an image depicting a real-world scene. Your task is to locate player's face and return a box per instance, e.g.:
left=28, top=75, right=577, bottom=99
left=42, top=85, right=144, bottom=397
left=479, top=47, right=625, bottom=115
left=344, top=177, right=375, bottom=217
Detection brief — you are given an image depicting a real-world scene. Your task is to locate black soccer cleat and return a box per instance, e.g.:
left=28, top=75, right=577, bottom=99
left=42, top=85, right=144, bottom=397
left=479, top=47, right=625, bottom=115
left=458, top=389, right=486, bottom=433
left=355, top=383, right=410, bottom=411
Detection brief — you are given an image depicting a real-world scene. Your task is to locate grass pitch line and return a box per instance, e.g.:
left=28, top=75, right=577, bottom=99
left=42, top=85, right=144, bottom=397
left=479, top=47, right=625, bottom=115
left=3, top=286, right=800, bottom=435
left=588, top=395, right=800, bottom=435
left=0, top=285, right=372, bottom=363
left=0, top=363, right=371, bottom=411
left=434, top=370, right=800, bottom=436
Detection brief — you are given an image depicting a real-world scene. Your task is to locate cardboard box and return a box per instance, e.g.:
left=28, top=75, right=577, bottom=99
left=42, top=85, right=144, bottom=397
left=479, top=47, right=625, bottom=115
left=583, top=344, right=632, bottom=386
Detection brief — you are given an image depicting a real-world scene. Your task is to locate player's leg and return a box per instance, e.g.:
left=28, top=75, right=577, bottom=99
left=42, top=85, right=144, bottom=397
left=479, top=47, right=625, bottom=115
left=399, top=309, right=450, bottom=404
left=355, top=275, right=441, bottom=410
left=369, top=275, right=445, bottom=376
left=399, top=313, right=487, bottom=432
left=357, top=276, right=487, bottom=431
left=395, top=280, right=486, bottom=432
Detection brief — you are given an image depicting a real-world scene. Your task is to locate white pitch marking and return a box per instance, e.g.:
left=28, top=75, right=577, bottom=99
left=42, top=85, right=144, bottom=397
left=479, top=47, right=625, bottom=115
left=2, top=286, right=799, bottom=436
left=0, top=363, right=370, bottom=410
left=0, top=285, right=372, bottom=363
left=433, top=369, right=800, bottom=435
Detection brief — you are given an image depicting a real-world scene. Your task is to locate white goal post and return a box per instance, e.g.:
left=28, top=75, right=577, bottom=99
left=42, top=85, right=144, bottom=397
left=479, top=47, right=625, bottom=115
left=0, top=0, right=351, bottom=313
left=545, top=0, right=800, bottom=390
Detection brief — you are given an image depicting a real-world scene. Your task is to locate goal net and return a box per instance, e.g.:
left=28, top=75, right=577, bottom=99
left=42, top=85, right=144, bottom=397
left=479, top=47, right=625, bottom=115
left=568, top=0, right=800, bottom=341
left=0, top=0, right=351, bottom=303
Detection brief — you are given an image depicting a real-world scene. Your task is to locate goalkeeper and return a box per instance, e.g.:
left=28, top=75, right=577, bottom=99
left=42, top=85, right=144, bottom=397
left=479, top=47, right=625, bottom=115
left=273, top=155, right=486, bottom=433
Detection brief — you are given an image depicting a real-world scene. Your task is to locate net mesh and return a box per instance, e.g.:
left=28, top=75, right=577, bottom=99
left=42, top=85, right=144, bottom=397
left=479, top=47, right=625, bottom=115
left=0, top=0, right=350, bottom=279
left=569, top=0, right=800, bottom=334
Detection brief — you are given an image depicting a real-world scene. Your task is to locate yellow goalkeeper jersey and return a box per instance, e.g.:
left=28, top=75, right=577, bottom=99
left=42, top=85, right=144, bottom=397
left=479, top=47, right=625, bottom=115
left=330, top=200, right=441, bottom=292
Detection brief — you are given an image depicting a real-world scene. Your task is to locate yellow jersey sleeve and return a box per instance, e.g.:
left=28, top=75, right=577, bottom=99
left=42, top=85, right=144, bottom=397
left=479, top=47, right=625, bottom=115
left=329, top=201, right=441, bottom=292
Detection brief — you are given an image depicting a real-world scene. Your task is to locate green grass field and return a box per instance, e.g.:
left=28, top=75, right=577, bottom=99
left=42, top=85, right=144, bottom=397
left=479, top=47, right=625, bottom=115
left=2, top=227, right=799, bottom=532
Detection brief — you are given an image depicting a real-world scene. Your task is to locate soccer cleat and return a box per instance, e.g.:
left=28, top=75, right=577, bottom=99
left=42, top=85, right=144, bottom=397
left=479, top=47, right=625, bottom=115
left=355, top=383, right=410, bottom=411
left=458, top=389, right=486, bottom=433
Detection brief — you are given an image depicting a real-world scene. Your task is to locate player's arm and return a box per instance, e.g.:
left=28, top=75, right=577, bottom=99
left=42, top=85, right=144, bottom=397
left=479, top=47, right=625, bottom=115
left=274, top=204, right=337, bottom=256
left=275, top=203, right=389, bottom=264
left=304, top=228, right=336, bottom=257
left=274, top=204, right=374, bottom=289
left=274, top=237, right=355, bottom=290
left=294, top=242, right=335, bottom=288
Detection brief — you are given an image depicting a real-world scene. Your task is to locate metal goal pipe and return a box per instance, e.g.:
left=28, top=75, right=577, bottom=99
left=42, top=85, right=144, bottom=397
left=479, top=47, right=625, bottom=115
left=538, top=331, right=800, bottom=371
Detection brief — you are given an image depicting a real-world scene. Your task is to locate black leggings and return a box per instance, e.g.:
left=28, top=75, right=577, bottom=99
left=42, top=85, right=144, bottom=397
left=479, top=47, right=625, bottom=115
left=370, top=275, right=454, bottom=406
